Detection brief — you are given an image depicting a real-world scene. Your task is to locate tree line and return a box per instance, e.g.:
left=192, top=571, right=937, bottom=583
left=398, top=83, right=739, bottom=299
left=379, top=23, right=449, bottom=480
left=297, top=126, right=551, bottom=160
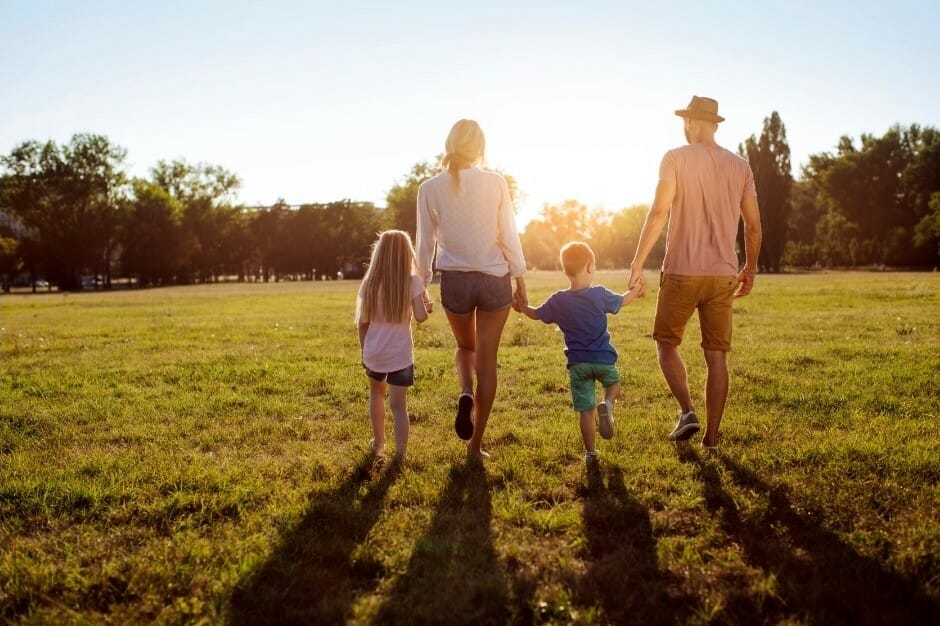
left=2, top=116, right=938, bottom=292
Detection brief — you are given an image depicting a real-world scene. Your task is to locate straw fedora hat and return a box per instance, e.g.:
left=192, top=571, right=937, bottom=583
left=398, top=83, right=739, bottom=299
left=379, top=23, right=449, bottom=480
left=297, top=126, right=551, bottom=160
left=675, top=96, right=725, bottom=123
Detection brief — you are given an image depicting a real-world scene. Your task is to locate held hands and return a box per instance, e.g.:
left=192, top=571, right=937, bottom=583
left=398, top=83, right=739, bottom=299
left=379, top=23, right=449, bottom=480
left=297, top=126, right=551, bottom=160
left=628, top=266, right=647, bottom=298
left=512, top=278, right=528, bottom=312
left=422, top=290, right=434, bottom=313
left=512, top=289, right=526, bottom=312
left=513, top=288, right=539, bottom=320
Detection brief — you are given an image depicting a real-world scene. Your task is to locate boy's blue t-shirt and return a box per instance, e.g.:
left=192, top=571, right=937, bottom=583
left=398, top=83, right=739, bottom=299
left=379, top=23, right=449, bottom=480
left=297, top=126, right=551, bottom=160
left=534, top=285, right=623, bottom=367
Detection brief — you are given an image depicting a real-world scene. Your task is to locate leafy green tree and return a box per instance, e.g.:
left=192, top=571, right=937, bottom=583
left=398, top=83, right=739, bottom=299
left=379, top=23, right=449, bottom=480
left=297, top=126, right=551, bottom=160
left=0, top=235, right=20, bottom=292
left=795, top=125, right=939, bottom=267
left=1, top=134, right=128, bottom=290
left=739, top=111, right=793, bottom=272
left=902, top=126, right=940, bottom=265
left=150, top=159, right=241, bottom=282
left=914, top=191, right=940, bottom=259
left=520, top=200, right=604, bottom=270
left=814, top=210, right=859, bottom=266
left=385, top=159, right=437, bottom=237
left=122, top=179, right=185, bottom=286
left=251, top=200, right=289, bottom=281
left=591, top=204, right=659, bottom=270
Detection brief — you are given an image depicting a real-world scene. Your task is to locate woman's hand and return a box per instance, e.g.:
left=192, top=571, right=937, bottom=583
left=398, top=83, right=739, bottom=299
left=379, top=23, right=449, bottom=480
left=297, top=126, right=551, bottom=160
left=513, top=276, right=528, bottom=308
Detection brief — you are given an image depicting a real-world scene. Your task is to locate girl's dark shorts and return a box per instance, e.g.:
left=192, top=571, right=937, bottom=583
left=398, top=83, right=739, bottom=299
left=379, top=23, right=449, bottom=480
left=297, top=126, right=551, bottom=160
left=439, top=271, right=512, bottom=315
left=364, top=364, right=415, bottom=387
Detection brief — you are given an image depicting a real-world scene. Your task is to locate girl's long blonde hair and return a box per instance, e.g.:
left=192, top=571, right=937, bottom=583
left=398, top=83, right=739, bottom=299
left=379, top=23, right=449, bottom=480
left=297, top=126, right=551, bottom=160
left=356, top=230, right=417, bottom=324
left=442, top=119, right=485, bottom=191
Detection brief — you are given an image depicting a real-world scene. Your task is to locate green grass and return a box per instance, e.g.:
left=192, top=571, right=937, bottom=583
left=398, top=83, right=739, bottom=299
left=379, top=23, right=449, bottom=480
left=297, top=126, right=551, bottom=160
left=1, top=271, right=938, bottom=625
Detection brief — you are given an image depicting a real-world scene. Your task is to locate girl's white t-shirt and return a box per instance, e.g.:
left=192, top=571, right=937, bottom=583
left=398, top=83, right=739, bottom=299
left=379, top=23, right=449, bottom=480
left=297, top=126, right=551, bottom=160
left=359, top=274, right=424, bottom=373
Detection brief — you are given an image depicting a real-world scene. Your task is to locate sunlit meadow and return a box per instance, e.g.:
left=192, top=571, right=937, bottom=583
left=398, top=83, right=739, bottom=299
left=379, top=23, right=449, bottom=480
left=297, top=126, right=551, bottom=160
left=1, top=271, right=938, bottom=624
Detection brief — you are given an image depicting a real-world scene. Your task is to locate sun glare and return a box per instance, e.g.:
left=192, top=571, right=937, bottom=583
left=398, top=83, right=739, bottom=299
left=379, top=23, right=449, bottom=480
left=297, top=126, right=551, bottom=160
left=487, top=106, right=675, bottom=229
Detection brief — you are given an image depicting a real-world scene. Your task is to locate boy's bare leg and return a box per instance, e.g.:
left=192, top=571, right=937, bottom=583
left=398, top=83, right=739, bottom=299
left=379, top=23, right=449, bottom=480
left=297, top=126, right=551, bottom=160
left=603, top=382, right=621, bottom=404
left=579, top=409, right=596, bottom=454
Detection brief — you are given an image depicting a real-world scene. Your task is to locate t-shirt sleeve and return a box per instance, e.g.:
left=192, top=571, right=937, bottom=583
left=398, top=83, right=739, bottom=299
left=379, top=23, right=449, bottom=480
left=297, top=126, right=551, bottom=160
left=599, top=286, right=623, bottom=315
left=533, top=293, right=558, bottom=324
left=742, top=161, right=757, bottom=198
left=658, top=150, right=677, bottom=183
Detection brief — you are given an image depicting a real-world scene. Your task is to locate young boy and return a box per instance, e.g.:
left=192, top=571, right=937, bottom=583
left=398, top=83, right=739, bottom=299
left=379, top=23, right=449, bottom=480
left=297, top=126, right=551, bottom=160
left=514, top=242, right=642, bottom=463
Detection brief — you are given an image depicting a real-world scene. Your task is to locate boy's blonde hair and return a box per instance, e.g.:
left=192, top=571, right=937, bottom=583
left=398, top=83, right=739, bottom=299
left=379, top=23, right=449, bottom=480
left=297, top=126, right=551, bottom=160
left=356, top=230, right=416, bottom=324
left=560, top=241, right=595, bottom=277
left=442, top=119, right=485, bottom=191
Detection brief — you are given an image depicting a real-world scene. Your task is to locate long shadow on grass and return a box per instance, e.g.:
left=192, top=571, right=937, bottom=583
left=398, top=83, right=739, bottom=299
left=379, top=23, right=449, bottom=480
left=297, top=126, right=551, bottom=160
left=575, top=463, right=692, bottom=625
left=372, top=461, right=511, bottom=625
left=687, top=450, right=939, bottom=624
left=228, top=454, right=401, bottom=625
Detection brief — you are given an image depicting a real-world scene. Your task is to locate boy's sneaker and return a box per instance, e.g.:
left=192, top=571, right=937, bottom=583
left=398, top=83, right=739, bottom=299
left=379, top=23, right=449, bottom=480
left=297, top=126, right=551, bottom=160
left=597, top=399, right=614, bottom=440
left=455, top=392, right=474, bottom=441
left=584, top=450, right=600, bottom=464
left=668, top=410, right=700, bottom=441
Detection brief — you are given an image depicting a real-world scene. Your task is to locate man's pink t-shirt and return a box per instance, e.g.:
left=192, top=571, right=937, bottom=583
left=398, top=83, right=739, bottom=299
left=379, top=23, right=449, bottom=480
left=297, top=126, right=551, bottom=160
left=659, top=144, right=757, bottom=276
left=359, top=274, right=424, bottom=373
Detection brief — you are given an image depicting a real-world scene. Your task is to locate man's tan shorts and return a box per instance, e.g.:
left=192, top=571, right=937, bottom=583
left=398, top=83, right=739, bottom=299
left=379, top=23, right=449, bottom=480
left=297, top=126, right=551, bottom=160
left=653, top=274, right=739, bottom=351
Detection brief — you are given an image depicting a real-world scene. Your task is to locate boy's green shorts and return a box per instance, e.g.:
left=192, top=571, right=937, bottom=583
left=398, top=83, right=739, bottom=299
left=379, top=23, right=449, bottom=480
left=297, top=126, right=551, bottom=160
left=567, top=362, right=620, bottom=412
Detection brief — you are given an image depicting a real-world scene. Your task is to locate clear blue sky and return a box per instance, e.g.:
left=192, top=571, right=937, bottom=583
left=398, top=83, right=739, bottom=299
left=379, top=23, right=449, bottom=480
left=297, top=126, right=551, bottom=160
left=3, top=0, right=939, bottom=225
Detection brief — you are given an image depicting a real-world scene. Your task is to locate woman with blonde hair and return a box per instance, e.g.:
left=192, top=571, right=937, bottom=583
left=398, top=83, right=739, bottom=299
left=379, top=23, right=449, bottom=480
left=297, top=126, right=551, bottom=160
left=357, top=230, right=431, bottom=461
left=416, top=119, right=527, bottom=460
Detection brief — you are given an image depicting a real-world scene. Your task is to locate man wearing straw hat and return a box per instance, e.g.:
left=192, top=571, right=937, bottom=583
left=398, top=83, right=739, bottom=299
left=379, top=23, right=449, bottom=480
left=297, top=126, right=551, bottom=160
left=628, top=96, right=762, bottom=452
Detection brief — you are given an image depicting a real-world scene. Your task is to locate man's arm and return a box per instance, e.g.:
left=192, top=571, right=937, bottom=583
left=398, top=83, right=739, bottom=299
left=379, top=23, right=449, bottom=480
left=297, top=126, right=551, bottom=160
left=735, top=193, right=762, bottom=297
left=629, top=177, right=675, bottom=292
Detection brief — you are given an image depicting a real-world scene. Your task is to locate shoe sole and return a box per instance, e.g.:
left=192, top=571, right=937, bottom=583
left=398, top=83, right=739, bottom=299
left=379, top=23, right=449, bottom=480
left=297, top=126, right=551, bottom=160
left=597, top=402, right=614, bottom=440
left=455, top=394, right=474, bottom=440
left=668, top=422, right=700, bottom=441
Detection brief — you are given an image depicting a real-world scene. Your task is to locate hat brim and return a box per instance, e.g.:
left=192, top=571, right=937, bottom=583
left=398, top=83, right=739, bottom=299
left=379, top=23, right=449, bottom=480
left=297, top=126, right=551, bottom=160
left=675, top=109, right=725, bottom=123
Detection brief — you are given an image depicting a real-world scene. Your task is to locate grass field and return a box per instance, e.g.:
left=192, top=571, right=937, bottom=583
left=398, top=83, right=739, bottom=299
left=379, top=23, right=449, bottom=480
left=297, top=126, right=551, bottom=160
left=1, top=271, right=938, bottom=625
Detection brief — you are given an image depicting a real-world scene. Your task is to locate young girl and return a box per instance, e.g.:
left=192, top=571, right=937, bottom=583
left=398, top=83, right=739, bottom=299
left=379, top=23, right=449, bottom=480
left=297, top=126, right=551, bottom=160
left=355, top=230, right=431, bottom=461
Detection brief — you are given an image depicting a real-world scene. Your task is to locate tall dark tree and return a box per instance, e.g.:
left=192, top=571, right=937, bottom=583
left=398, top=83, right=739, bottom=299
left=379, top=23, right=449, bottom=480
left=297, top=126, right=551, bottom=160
left=519, top=200, right=602, bottom=270
left=795, top=125, right=939, bottom=267
left=122, top=179, right=185, bottom=286
left=903, top=126, right=940, bottom=265
left=591, top=204, right=663, bottom=270
left=385, top=159, right=437, bottom=237
left=1, top=134, right=128, bottom=290
left=251, top=200, right=290, bottom=281
left=150, top=159, right=241, bottom=282
left=739, top=111, right=792, bottom=272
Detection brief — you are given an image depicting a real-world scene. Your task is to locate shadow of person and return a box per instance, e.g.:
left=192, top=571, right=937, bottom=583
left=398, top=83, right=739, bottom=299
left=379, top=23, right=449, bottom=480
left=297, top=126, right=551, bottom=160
left=372, top=461, right=510, bottom=625
left=690, top=452, right=939, bottom=624
left=576, top=464, right=693, bottom=625
left=228, top=454, right=402, bottom=625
